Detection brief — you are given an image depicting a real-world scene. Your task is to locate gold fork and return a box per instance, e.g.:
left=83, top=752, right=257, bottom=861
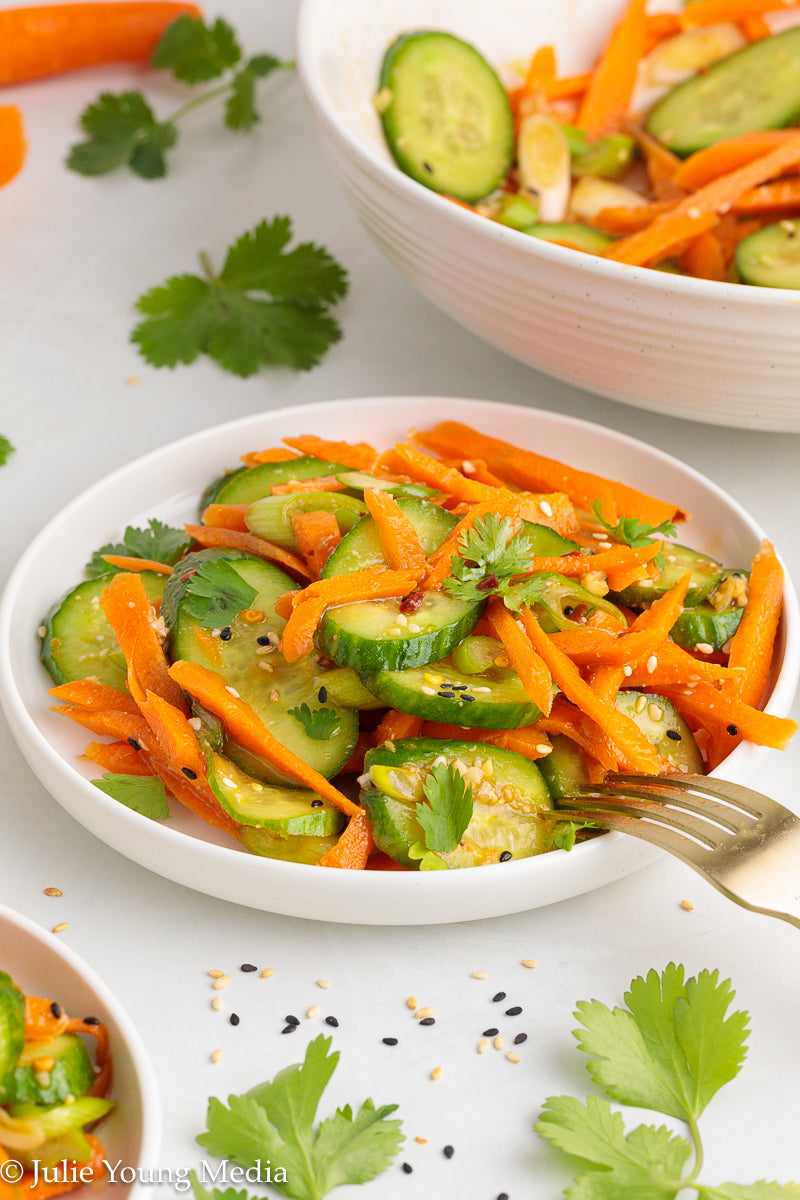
left=554, top=773, right=800, bottom=930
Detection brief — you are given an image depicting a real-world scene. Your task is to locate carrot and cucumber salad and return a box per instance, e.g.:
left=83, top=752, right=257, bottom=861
left=40, top=423, right=795, bottom=871
left=375, top=3, right=800, bottom=285
left=0, top=973, right=112, bottom=1199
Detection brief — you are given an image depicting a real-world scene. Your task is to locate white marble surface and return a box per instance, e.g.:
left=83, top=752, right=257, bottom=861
left=1, top=2, right=800, bottom=1196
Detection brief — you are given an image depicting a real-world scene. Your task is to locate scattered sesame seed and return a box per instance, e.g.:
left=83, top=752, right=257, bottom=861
left=188, top=717, right=202, bottom=731
left=127, top=737, right=141, bottom=750
left=401, top=1163, right=413, bottom=1175
left=415, top=1007, right=436, bottom=1021
left=311, top=799, right=323, bottom=808
left=506, top=1051, right=521, bottom=1064
left=270, top=689, right=280, bottom=702
left=211, top=997, right=223, bottom=1012
left=648, top=703, right=664, bottom=722
left=478, top=1039, right=490, bottom=1054
left=623, top=665, right=633, bottom=677
left=681, top=899, right=694, bottom=911
left=646, top=654, right=658, bottom=674
left=285, top=1015, right=300, bottom=1026
left=408, top=623, right=422, bottom=633
left=241, top=963, right=257, bottom=972
left=44, top=887, right=62, bottom=897
left=535, top=744, right=552, bottom=755
left=407, top=996, right=418, bottom=1009
left=211, top=1049, right=223, bottom=1063
left=462, top=694, right=476, bottom=701
left=635, top=695, right=647, bottom=714
left=258, top=661, right=273, bottom=672
left=421, top=685, right=437, bottom=696
left=666, top=729, right=681, bottom=741
left=307, top=1005, right=321, bottom=1018
left=325, top=1016, right=339, bottom=1027
left=695, top=642, right=714, bottom=655
left=182, top=767, right=198, bottom=779
left=50, top=1003, right=62, bottom=1019
left=261, top=968, right=275, bottom=978
left=494, top=1035, right=505, bottom=1051
left=471, top=970, right=489, bottom=980
left=52, top=922, right=69, bottom=934
left=514, top=1033, right=528, bottom=1045
left=383, top=1037, right=398, bottom=1046
left=383, top=740, right=396, bottom=752
left=498, top=1193, right=510, bottom=1200
left=230, top=1013, right=240, bottom=1026
left=219, top=627, right=232, bottom=641
left=540, top=500, right=553, bottom=517
left=444, top=1145, right=455, bottom=1159
left=492, top=991, right=506, bottom=1002
left=687, top=206, right=701, bottom=219
left=38, top=624, right=47, bottom=637
left=499, top=851, right=512, bottom=862
left=419, top=1017, right=436, bottom=1026
left=213, top=975, right=231, bottom=991
left=520, top=959, right=536, bottom=969
left=317, top=978, right=331, bottom=989
left=505, top=1006, right=522, bottom=1016
left=472, top=686, right=492, bottom=694
left=483, top=1027, right=499, bottom=1037
left=591, top=532, right=607, bottom=540
left=211, top=628, right=221, bottom=638
left=225, top=686, right=240, bottom=698
left=257, top=635, right=270, bottom=645
left=431, top=1066, right=443, bottom=1080
left=317, top=686, right=328, bottom=702
left=727, top=724, right=739, bottom=735
left=281, top=1024, right=297, bottom=1034
left=461, top=460, right=476, bottom=474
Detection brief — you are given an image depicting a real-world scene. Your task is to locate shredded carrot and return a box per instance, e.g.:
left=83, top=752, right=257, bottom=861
left=681, top=0, right=797, bottom=27
left=240, top=447, right=301, bottom=466
left=279, top=597, right=329, bottom=663
left=723, top=539, right=784, bottom=706
left=200, top=503, right=249, bottom=531
left=741, top=13, right=771, bottom=38
left=390, top=444, right=492, bottom=503
left=374, top=710, right=424, bottom=744
left=680, top=229, right=727, bottom=279
left=338, top=732, right=372, bottom=775
left=578, top=0, right=648, bottom=139
left=49, top=679, right=139, bottom=712
left=588, top=665, right=626, bottom=704
left=0, top=105, right=26, bottom=187
left=732, top=178, right=800, bottom=214
left=282, top=435, right=376, bottom=471
left=531, top=696, right=621, bottom=770
left=545, top=72, right=592, bottom=101
left=82, top=739, right=153, bottom=776
left=591, top=201, right=674, bottom=234
left=50, top=704, right=151, bottom=744
left=512, top=44, right=557, bottom=117
left=102, top=554, right=173, bottom=575
left=100, top=572, right=187, bottom=712
left=137, top=689, right=206, bottom=779
left=285, top=568, right=422, bottom=610
left=270, top=476, right=347, bottom=495
left=656, top=682, right=797, bottom=752
left=524, top=541, right=662, bottom=579
left=643, top=10, right=682, bottom=46
left=291, top=510, right=342, bottom=579
left=635, top=127, right=686, bottom=201
left=673, top=131, right=800, bottom=190
left=168, top=660, right=361, bottom=816
left=486, top=598, right=553, bottom=715
left=492, top=729, right=554, bottom=759
left=318, top=810, right=373, bottom=870
left=141, top=749, right=240, bottom=836
left=364, top=488, right=427, bottom=573
left=184, top=524, right=312, bottom=580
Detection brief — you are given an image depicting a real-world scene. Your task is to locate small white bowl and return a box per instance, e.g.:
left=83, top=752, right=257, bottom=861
left=1, top=397, right=797, bottom=924
left=0, top=903, right=160, bottom=1199
left=297, top=0, right=800, bottom=432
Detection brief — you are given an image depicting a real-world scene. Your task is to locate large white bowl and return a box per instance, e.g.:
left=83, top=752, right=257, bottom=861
left=297, top=0, right=800, bottom=432
left=0, top=903, right=160, bottom=1199
left=1, top=397, right=797, bottom=924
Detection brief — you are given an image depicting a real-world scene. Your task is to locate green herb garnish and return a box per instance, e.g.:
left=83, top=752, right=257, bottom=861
left=591, top=499, right=677, bottom=550
left=195, top=1034, right=403, bottom=1199
left=416, top=762, right=474, bottom=857
left=288, top=703, right=341, bottom=741
left=132, top=216, right=348, bottom=376
left=183, top=559, right=258, bottom=628
left=67, top=16, right=291, bottom=179
left=91, top=773, right=171, bottom=820
left=0, top=436, right=14, bottom=466
left=443, top=514, right=533, bottom=604
left=86, top=518, right=191, bottom=577
left=545, top=820, right=597, bottom=852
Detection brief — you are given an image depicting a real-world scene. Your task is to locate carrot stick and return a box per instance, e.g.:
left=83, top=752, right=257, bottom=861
left=682, top=0, right=798, bottom=26
left=592, top=201, right=674, bottom=234
left=291, top=510, right=342, bottom=578
left=338, top=731, right=372, bottom=775
left=140, top=749, right=240, bottom=836
left=364, top=488, right=427, bottom=573
left=24, top=995, right=70, bottom=1041
left=680, top=229, right=727, bottom=280
left=588, top=665, right=626, bottom=704
left=723, top=539, right=784, bottom=706
left=374, top=709, right=424, bottom=744
left=523, top=541, right=662, bottom=578
left=100, top=572, right=187, bottom=712
left=635, top=127, right=686, bottom=201
left=318, top=810, right=373, bottom=870
left=0, top=2, right=202, bottom=85
left=492, top=729, right=554, bottom=760
left=512, top=44, right=557, bottom=116
left=279, top=597, right=328, bottom=662
left=545, top=72, right=592, bottom=101
left=517, top=608, right=661, bottom=772
left=286, top=568, right=422, bottom=609
left=102, top=554, right=173, bottom=575
left=49, top=679, right=139, bottom=713
left=486, top=598, right=553, bottom=715
left=643, top=10, right=682, bottom=45
left=741, top=13, right=771, bottom=38
left=50, top=704, right=152, bottom=744
left=137, top=689, right=206, bottom=779
left=0, top=105, right=26, bottom=187
left=200, top=503, right=249, bottom=531
left=240, top=447, right=301, bottom=466
left=168, top=659, right=362, bottom=816
left=184, top=524, right=312, bottom=580
left=578, top=0, right=648, bottom=139
left=606, top=135, right=800, bottom=266
left=270, top=476, right=347, bottom=495
left=673, top=131, right=800, bottom=190
left=732, top=178, right=800, bottom=214
left=82, top=739, right=153, bottom=776
left=654, top=682, right=797, bottom=751
left=282, top=435, right=377, bottom=471
left=390, top=444, right=492, bottom=503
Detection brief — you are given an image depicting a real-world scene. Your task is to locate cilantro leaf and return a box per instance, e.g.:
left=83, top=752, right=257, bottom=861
left=408, top=841, right=448, bottom=871
left=132, top=219, right=348, bottom=376
left=85, top=519, right=191, bottom=577
left=443, top=513, right=533, bottom=604
left=67, top=92, right=177, bottom=179
left=151, top=15, right=242, bottom=83
left=701, top=1186, right=800, bottom=1198
left=545, top=820, right=597, bottom=852
left=0, top=436, right=14, bottom=466
left=225, top=56, right=283, bottom=131
left=591, top=500, right=677, bottom=551
left=196, top=1034, right=403, bottom=1200
left=416, top=763, right=473, bottom=855
left=92, top=773, right=171, bottom=820
left=288, top=704, right=341, bottom=741
left=183, top=559, right=257, bottom=629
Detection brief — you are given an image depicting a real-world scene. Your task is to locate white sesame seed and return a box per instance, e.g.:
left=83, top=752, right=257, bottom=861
left=598, top=541, right=612, bottom=550
left=521, top=959, right=537, bottom=969
left=506, top=1051, right=521, bottom=1064
left=623, top=665, right=633, bottom=677
left=421, top=686, right=437, bottom=695
left=317, top=978, right=331, bottom=989
left=695, top=642, right=714, bottom=654
left=471, top=970, right=489, bottom=980
left=648, top=703, right=664, bottom=722
left=408, top=624, right=422, bottom=633
left=536, top=744, right=552, bottom=755
left=188, top=717, right=202, bottom=731
left=208, top=968, right=225, bottom=978
left=415, top=1006, right=435, bottom=1019
left=646, top=654, right=658, bottom=674
left=211, top=996, right=223, bottom=1012
left=44, top=887, right=62, bottom=897
left=211, top=628, right=221, bottom=638
left=591, top=532, right=607, bottom=540
left=37, top=625, right=47, bottom=637
left=494, top=1035, right=505, bottom=1051
left=383, top=740, right=396, bottom=752
left=211, top=1049, right=223, bottom=1064
left=680, top=899, right=694, bottom=911
left=306, top=1005, right=321, bottom=1019
left=461, top=460, right=476, bottom=474
left=225, top=686, right=240, bottom=698
left=267, top=632, right=280, bottom=645
left=540, top=501, right=553, bottom=517
left=406, top=996, right=418, bottom=1009
left=213, top=975, right=231, bottom=991
left=687, top=206, right=701, bottom=219
left=431, top=1066, right=443, bottom=1080
left=270, top=689, right=280, bottom=702
left=258, top=661, right=273, bottom=672
left=52, top=922, right=69, bottom=934
left=478, top=1038, right=490, bottom=1054
left=635, top=695, right=647, bottom=714
left=261, top=968, right=275, bottom=978
left=472, top=686, right=492, bottom=693
left=395, top=613, right=408, bottom=626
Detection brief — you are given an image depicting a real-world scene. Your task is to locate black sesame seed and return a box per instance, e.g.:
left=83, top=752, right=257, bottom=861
left=402, top=1162, right=413, bottom=1174
left=50, top=1002, right=62, bottom=1019
left=318, top=686, right=328, bottom=703
left=256, top=635, right=270, bottom=645
left=382, top=1037, right=398, bottom=1046
left=482, top=1028, right=499, bottom=1037
left=83, top=1016, right=99, bottom=1026
left=666, top=730, right=681, bottom=741
left=230, top=1013, right=240, bottom=1026
left=727, top=724, right=739, bottom=735
left=281, top=1024, right=297, bottom=1034
left=182, top=767, right=197, bottom=779
left=285, top=1015, right=300, bottom=1026
left=514, top=1032, right=528, bottom=1045
left=325, top=1016, right=339, bottom=1027
left=443, top=1145, right=455, bottom=1159
left=505, top=1006, right=522, bottom=1016
left=451, top=684, right=468, bottom=690
left=422, top=161, right=433, bottom=174
left=219, top=627, right=232, bottom=641
left=462, top=694, right=476, bottom=701
left=311, top=799, right=323, bottom=808
left=492, top=992, right=506, bottom=1003
left=564, top=606, right=574, bottom=617
left=438, top=691, right=455, bottom=699
left=497, top=1193, right=509, bottom=1200
left=126, top=737, right=140, bottom=750
left=419, top=1017, right=435, bottom=1026
left=240, top=963, right=257, bottom=972
left=499, top=850, right=512, bottom=862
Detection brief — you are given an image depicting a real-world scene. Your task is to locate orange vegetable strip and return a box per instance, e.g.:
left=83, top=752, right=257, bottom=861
left=517, top=608, right=661, bottom=772
left=184, top=524, right=312, bottom=580
left=421, top=722, right=499, bottom=743
left=190, top=624, right=224, bottom=666
left=282, top=435, right=377, bottom=471
left=168, top=660, right=361, bottom=816
left=100, top=572, right=187, bottom=712
left=680, top=229, right=727, bottom=280
left=374, top=710, right=424, bottom=744
left=364, top=488, right=427, bottom=573
left=275, top=589, right=299, bottom=620
left=82, top=739, right=153, bottom=776
left=492, top=729, right=553, bottom=760
left=14, top=1134, right=108, bottom=1200
left=442, top=457, right=510, bottom=488
left=0, top=105, right=26, bottom=187
left=24, top=995, right=70, bottom=1042
left=367, top=851, right=412, bottom=871
left=416, top=422, right=688, bottom=524
left=486, top=598, right=553, bottom=716
left=339, top=731, right=372, bottom=775
left=588, top=665, right=626, bottom=704
left=64, top=1016, right=110, bottom=1066
left=240, top=447, right=300, bottom=466
left=102, top=554, right=173, bottom=575
left=318, top=810, right=373, bottom=870
left=591, top=201, right=674, bottom=234
left=201, top=503, right=249, bottom=531
left=536, top=696, right=621, bottom=771
left=741, top=13, right=771, bottom=37
left=575, top=572, right=691, bottom=666
left=50, top=704, right=151, bottom=744
left=545, top=72, right=592, bottom=101
left=523, top=541, right=662, bottom=579
left=291, top=510, right=342, bottom=579
left=682, top=0, right=798, bottom=26
left=644, top=11, right=682, bottom=40
left=279, top=597, right=328, bottom=662
left=137, top=689, right=206, bottom=779
left=577, top=0, right=648, bottom=138
left=607, top=135, right=800, bottom=266
left=723, top=539, right=784, bottom=706
left=526, top=44, right=557, bottom=90
left=635, top=127, right=686, bottom=201
left=654, top=682, right=797, bottom=751
left=390, top=443, right=492, bottom=503
left=141, top=749, right=240, bottom=836
left=270, top=476, right=347, bottom=495
left=673, top=131, right=800, bottom=190
left=49, top=679, right=139, bottom=714
left=732, top=178, right=800, bottom=214
left=0, top=2, right=202, bottom=84
left=287, top=568, right=421, bottom=608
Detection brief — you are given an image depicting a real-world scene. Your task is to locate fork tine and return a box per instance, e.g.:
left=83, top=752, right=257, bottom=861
left=585, top=783, right=755, bottom=836
left=551, top=805, right=719, bottom=867
left=558, top=794, right=723, bottom=849
left=608, top=773, right=773, bottom=820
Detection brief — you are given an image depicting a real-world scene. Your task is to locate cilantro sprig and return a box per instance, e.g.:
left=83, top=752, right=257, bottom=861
left=0, top=436, right=14, bottom=466
left=195, top=1034, right=403, bottom=1199
left=183, top=559, right=258, bottom=628
left=85, top=518, right=191, bottom=577
left=537, top=964, right=800, bottom=1198
left=408, top=763, right=474, bottom=870
left=67, top=16, right=291, bottom=180
left=92, top=773, right=171, bottom=820
left=289, top=704, right=341, bottom=741
left=132, top=216, right=348, bottom=376
left=591, top=499, right=677, bottom=551
left=443, top=514, right=533, bottom=605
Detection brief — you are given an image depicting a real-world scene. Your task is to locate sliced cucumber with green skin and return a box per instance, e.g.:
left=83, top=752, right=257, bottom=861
left=323, top=497, right=457, bottom=577
left=240, top=826, right=341, bottom=865
left=451, top=634, right=503, bottom=675
left=362, top=656, right=544, bottom=729
left=205, top=747, right=346, bottom=836
left=519, top=521, right=579, bottom=556
left=200, top=456, right=349, bottom=511
left=8, top=1096, right=113, bottom=1138
left=334, top=472, right=438, bottom=500
left=168, top=553, right=358, bottom=783
left=527, top=223, right=615, bottom=254
left=538, top=734, right=589, bottom=801
left=0, top=972, right=25, bottom=1100
left=493, top=193, right=540, bottom=231
left=6, top=1035, right=95, bottom=1106
left=613, top=543, right=724, bottom=609
left=647, top=27, right=800, bottom=155
left=17, top=1130, right=93, bottom=1171
left=313, top=667, right=386, bottom=710
left=736, top=220, right=800, bottom=289
left=616, top=691, right=703, bottom=773
left=317, top=593, right=483, bottom=673
left=670, top=603, right=743, bottom=651
left=246, top=492, right=367, bottom=550
left=361, top=738, right=553, bottom=868
left=41, top=571, right=166, bottom=689
left=571, top=134, right=636, bottom=180
left=378, top=31, right=515, bottom=203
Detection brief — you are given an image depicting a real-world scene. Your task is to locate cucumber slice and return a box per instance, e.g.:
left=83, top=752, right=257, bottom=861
left=8, top=1096, right=113, bottom=1138
left=167, top=552, right=358, bottom=783
left=41, top=571, right=166, bottom=689
left=361, top=656, right=544, bottom=729
left=520, top=522, right=579, bottom=556
left=361, top=738, right=553, bottom=868
left=647, top=27, right=800, bottom=155
left=615, top=691, right=703, bottom=773
left=201, top=456, right=348, bottom=510
left=613, top=543, right=723, bottom=609
left=527, top=223, right=616, bottom=254
left=334, top=472, right=438, bottom=500
left=451, top=634, right=504, bottom=675
left=246, top=492, right=366, bottom=549
left=323, top=497, right=458, bottom=577
left=670, top=603, right=743, bottom=652
left=240, top=826, right=341, bottom=865
left=317, top=593, right=483, bottom=673
left=538, top=734, right=588, bottom=801
left=313, top=667, right=386, bottom=710
left=205, top=747, right=346, bottom=836
left=736, top=220, right=800, bottom=289
left=6, top=1035, right=95, bottom=1106
left=17, top=1130, right=93, bottom=1171
left=493, top=193, right=540, bottom=231
left=571, top=134, right=636, bottom=180
left=378, top=31, right=514, bottom=203
left=0, top=972, right=25, bottom=1101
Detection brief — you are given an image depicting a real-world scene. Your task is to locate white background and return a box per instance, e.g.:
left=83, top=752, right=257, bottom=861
left=2, top=1, right=800, bottom=1195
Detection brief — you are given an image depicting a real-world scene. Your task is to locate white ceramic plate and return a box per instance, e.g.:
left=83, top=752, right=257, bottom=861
left=1, top=397, right=797, bottom=924
left=0, top=903, right=160, bottom=1198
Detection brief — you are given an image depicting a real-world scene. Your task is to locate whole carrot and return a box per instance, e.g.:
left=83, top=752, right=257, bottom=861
left=0, top=2, right=202, bottom=86
left=0, top=105, right=26, bottom=185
